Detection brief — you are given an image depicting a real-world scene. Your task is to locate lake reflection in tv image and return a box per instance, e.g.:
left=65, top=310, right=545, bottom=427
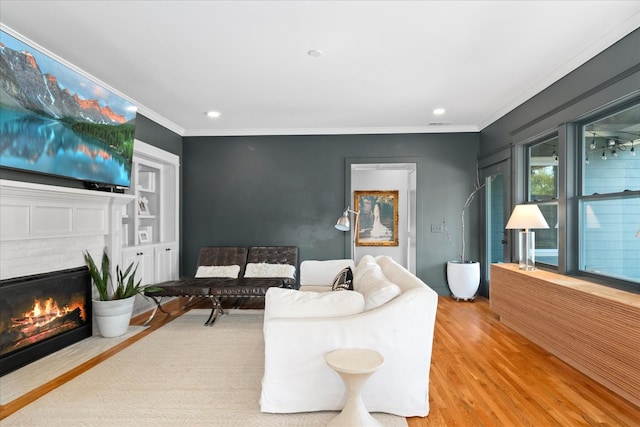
left=0, top=107, right=132, bottom=186
left=0, top=29, right=136, bottom=187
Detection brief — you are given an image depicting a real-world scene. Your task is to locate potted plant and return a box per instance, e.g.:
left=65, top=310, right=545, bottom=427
left=443, top=169, right=495, bottom=301
left=84, top=249, right=159, bottom=337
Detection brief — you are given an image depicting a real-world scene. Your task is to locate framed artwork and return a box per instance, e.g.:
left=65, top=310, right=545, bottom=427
left=138, top=197, right=150, bottom=215
left=138, top=230, right=150, bottom=244
left=354, top=190, right=399, bottom=246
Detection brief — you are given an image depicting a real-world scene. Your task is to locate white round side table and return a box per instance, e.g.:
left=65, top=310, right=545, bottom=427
left=325, top=348, right=384, bottom=427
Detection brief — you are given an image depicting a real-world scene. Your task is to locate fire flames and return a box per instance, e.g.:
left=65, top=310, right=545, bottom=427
left=2, top=296, right=87, bottom=357
left=14, top=298, right=86, bottom=328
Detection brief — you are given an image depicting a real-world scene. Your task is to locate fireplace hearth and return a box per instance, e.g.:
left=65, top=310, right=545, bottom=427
left=0, top=267, right=92, bottom=376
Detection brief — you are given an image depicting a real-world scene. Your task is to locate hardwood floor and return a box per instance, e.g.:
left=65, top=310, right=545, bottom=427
left=408, top=296, right=640, bottom=427
left=3, top=296, right=639, bottom=425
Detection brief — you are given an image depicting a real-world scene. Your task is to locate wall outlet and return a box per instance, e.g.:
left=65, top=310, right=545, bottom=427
left=431, top=224, right=443, bottom=233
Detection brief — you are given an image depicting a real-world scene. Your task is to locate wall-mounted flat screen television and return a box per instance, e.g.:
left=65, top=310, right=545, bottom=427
left=0, top=30, right=137, bottom=188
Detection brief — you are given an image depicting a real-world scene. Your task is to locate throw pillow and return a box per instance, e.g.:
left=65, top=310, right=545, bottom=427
left=244, top=263, right=296, bottom=279
left=353, top=255, right=378, bottom=289
left=357, top=265, right=402, bottom=310
left=195, top=265, right=240, bottom=278
left=331, top=267, right=353, bottom=291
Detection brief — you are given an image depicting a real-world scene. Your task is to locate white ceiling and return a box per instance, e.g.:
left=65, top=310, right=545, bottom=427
left=1, top=1, right=639, bottom=137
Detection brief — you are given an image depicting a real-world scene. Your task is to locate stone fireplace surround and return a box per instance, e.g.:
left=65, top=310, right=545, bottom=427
left=0, top=179, right=135, bottom=333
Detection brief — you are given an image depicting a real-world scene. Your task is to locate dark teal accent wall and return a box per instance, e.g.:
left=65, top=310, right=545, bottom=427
left=134, top=115, right=182, bottom=157
left=182, top=132, right=480, bottom=295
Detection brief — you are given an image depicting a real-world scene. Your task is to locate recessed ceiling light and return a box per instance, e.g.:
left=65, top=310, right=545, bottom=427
left=433, top=108, right=446, bottom=115
left=308, top=49, right=323, bottom=58
left=205, top=111, right=221, bottom=118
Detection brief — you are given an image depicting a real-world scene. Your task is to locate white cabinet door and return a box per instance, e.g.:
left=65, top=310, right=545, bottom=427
left=122, top=246, right=155, bottom=286
left=155, top=242, right=179, bottom=283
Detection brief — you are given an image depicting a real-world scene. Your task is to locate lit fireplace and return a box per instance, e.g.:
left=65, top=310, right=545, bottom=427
left=0, top=267, right=92, bottom=376
left=7, top=296, right=86, bottom=354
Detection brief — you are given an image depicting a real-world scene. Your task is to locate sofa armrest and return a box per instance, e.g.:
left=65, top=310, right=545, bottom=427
left=260, top=288, right=437, bottom=416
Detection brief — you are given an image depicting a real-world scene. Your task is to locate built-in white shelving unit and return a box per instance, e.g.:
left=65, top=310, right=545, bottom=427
left=122, top=140, right=180, bottom=290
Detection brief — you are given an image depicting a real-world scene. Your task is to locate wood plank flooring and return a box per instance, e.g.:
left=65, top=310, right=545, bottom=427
left=408, top=296, right=640, bottom=427
left=3, top=296, right=639, bottom=425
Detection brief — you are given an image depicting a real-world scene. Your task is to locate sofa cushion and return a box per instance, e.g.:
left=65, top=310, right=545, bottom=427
left=195, top=265, right=240, bottom=278
left=245, top=263, right=296, bottom=279
left=264, top=287, right=364, bottom=322
left=300, top=259, right=355, bottom=288
left=356, top=261, right=401, bottom=310
left=331, top=266, right=353, bottom=291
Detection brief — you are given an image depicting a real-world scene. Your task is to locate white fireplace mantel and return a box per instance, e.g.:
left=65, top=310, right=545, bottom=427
left=0, top=179, right=135, bottom=280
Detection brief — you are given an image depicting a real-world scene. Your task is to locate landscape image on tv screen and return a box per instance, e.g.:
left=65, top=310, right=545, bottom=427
left=0, top=30, right=137, bottom=187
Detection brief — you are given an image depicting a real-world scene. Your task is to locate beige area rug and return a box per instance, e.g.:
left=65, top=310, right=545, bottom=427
left=0, top=325, right=145, bottom=405
left=4, top=309, right=408, bottom=427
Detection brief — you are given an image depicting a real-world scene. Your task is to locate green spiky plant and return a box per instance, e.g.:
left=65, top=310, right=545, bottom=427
left=84, top=249, right=160, bottom=300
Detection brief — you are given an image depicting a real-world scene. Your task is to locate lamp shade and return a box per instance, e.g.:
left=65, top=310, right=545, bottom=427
left=505, top=204, right=549, bottom=230
left=335, top=213, right=350, bottom=231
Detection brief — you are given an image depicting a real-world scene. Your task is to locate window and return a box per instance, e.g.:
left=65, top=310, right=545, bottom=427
left=527, top=136, right=559, bottom=266
left=580, top=103, right=640, bottom=284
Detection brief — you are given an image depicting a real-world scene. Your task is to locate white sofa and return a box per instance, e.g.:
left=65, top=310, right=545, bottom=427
left=260, top=255, right=439, bottom=417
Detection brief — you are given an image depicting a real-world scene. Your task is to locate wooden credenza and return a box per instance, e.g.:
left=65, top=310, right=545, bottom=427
left=490, top=263, right=640, bottom=407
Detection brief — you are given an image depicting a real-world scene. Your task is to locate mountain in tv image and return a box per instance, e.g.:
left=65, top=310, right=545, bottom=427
left=0, top=32, right=136, bottom=187
left=0, top=47, right=126, bottom=124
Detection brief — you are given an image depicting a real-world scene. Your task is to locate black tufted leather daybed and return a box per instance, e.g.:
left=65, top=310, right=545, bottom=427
left=144, top=246, right=298, bottom=325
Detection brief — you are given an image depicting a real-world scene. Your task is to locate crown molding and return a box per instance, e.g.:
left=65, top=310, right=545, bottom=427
left=182, top=125, right=480, bottom=137
left=135, top=105, right=185, bottom=136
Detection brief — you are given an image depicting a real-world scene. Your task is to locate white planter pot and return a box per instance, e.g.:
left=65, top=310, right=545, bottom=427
left=446, top=261, right=480, bottom=301
left=92, top=296, right=135, bottom=337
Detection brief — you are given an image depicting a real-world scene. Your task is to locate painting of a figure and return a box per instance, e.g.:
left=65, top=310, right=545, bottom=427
left=354, top=190, right=399, bottom=246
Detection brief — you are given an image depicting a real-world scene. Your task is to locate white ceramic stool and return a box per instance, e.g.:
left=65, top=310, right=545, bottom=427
left=325, top=348, right=384, bottom=427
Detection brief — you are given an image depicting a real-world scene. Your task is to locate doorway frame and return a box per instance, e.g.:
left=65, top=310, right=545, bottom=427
left=344, top=157, right=422, bottom=273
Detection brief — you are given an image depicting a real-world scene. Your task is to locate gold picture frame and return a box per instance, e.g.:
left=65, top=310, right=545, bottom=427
left=354, top=190, right=399, bottom=246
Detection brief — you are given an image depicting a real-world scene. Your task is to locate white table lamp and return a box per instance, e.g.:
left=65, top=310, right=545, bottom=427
left=505, top=204, right=549, bottom=270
